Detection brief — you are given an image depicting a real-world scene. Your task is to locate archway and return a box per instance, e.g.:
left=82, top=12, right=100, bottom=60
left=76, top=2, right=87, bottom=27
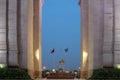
left=42, top=0, right=80, bottom=71
left=27, top=0, right=81, bottom=79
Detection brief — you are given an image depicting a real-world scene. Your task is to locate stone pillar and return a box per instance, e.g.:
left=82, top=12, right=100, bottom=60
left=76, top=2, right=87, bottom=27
left=0, top=0, right=7, bottom=65
left=80, top=0, right=120, bottom=78
left=88, top=0, right=94, bottom=77
left=39, top=0, right=43, bottom=78
left=8, top=0, right=18, bottom=66
left=114, top=0, right=120, bottom=66
left=27, top=0, right=43, bottom=78
left=93, top=0, right=104, bottom=69
left=103, top=0, right=114, bottom=67
left=18, top=0, right=28, bottom=69
left=80, top=0, right=89, bottom=78
left=80, top=0, right=104, bottom=78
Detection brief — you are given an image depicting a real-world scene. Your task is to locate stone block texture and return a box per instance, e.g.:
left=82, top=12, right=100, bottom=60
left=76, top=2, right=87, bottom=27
left=0, top=0, right=28, bottom=68
left=80, top=0, right=120, bottom=78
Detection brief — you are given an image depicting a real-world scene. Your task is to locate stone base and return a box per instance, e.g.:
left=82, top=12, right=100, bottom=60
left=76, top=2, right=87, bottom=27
left=33, top=71, right=40, bottom=78
left=80, top=71, right=88, bottom=78
left=28, top=69, right=41, bottom=79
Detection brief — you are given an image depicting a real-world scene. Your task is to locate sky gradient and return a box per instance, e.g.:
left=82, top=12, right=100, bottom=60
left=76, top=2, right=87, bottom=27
left=42, top=0, right=80, bottom=70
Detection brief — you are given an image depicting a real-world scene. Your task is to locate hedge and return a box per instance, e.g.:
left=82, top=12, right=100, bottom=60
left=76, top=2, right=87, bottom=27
left=88, top=68, right=120, bottom=80
left=0, top=68, right=32, bottom=79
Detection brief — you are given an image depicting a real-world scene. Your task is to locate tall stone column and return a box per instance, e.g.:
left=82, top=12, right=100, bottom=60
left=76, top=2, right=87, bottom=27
left=93, top=0, right=104, bottom=69
left=80, top=0, right=89, bottom=78
left=0, top=0, right=19, bottom=66
left=8, top=0, right=18, bottom=66
left=80, top=0, right=104, bottom=78
left=0, top=0, right=7, bottom=65
left=88, top=0, right=94, bottom=77
left=39, top=0, right=43, bottom=78
left=103, top=0, right=114, bottom=67
left=17, top=0, right=28, bottom=69
left=27, top=0, right=43, bottom=78
left=114, top=0, right=120, bottom=66
left=80, top=0, right=120, bottom=78
left=0, top=0, right=25, bottom=67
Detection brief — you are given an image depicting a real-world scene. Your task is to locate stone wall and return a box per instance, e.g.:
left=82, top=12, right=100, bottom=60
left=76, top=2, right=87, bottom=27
left=0, top=0, right=28, bottom=68
left=0, top=0, right=7, bottom=64
left=8, top=0, right=18, bottom=66
left=103, top=0, right=114, bottom=67
left=81, top=0, right=120, bottom=78
left=114, top=0, right=120, bottom=66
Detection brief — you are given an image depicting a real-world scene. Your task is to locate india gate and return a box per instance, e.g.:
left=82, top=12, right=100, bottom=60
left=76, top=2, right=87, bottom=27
left=0, top=0, right=120, bottom=79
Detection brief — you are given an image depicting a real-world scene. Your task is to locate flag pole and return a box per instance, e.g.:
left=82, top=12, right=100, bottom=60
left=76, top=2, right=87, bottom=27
left=67, top=51, right=70, bottom=71
left=51, top=48, right=55, bottom=70
left=53, top=53, right=55, bottom=69
left=60, top=48, right=62, bottom=60
left=67, top=51, right=69, bottom=71
left=65, top=48, right=69, bottom=71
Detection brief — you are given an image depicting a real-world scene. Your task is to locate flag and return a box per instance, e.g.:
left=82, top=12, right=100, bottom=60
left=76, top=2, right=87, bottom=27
left=51, top=48, right=55, bottom=54
left=64, top=48, right=68, bottom=53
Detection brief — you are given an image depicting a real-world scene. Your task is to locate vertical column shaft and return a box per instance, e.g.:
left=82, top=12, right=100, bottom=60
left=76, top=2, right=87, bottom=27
left=114, top=0, right=120, bottom=66
left=103, top=0, right=114, bottom=67
left=0, top=0, right=7, bottom=65
left=93, top=0, right=104, bottom=69
left=88, top=0, right=94, bottom=77
left=80, top=0, right=89, bottom=78
left=17, top=0, right=21, bottom=67
left=8, top=0, right=18, bottom=66
left=18, top=0, right=28, bottom=69
left=28, top=0, right=43, bottom=78
left=33, top=0, right=40, bottom=77
left=28, top=0, right=34, bottom=77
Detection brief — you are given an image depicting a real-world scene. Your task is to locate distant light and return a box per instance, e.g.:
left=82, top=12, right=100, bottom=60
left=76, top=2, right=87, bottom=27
left=0, top=64, right=6, bottom=69
left=46, top=72, right=50, bottom=74
left=52, top=69, right=56, bottom=72
left=65, top=70, right=70, bottom=73
left=79, top=67, right=80, bottom=70
left=115, top=64, right=120, bottom=69
left=74, top=72, right=78, bottom=74
left=43, top=66, right=46, bottom=70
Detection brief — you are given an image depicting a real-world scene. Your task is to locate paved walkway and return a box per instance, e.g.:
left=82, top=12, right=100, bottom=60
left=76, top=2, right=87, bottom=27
left=35, top=78, right=86, bottom=80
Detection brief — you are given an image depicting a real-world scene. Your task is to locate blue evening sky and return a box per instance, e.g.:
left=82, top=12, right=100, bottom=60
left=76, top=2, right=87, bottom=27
left=42, top=0, right=81, bottom=70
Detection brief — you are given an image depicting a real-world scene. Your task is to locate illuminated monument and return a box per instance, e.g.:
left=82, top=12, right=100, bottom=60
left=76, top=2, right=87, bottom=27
left=80, top=0, right=120, bottom=78
left=0, top=0, right=43, bottom=78
left=1, top=0, right=120, bottom=79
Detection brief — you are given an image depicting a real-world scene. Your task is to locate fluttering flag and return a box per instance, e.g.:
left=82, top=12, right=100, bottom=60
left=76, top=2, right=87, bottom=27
left=64, top=48, right=68, bottom=53
left=51, top=48, right=55, bottom=54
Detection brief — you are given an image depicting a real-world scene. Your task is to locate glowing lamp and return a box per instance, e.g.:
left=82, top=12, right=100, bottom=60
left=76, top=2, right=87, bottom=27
left=82, top=51, right=88, bottom=67
left=0, top=64, right=6, bottom=69
left=115, top=64, right=120, bottom=69
left=52, top=69, right=56, bottom=73
left=52, top=69, right=55, bottom=72
left=35, top=49, right=39, bottom=60
left=65, top=70, right=70, bottom=73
